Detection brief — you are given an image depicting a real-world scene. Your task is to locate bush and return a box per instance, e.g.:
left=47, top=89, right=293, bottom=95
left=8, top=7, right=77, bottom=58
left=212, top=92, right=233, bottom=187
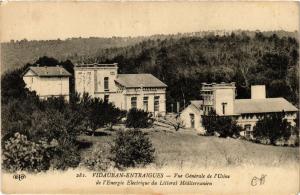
left=49, top=141, right=81, bottom=170
left=83, top=144, right=113, bottom=171
left=253, top=112, right=292, bottom=145
left=202, top=110, right=218, bottom=136
left=28, top=109, right=82, bottom=170
left=169, top=115, right=185, bottom=131
left=76, top=93, right=125, bottom=134
left=110, top=129, right=155, bottom=169
left=202, top=110, right=241, bottom=138
left=2, top=133, right=54, bottom=172
left=126, top=108, right=153, bottom=128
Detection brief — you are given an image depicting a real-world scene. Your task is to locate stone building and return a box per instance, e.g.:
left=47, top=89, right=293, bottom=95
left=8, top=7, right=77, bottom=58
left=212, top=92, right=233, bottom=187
left=180, top=82, right=298, bottom=137
left=74, top=63, right=167, bottom=116
left=23, top=66, right=71, bottom=101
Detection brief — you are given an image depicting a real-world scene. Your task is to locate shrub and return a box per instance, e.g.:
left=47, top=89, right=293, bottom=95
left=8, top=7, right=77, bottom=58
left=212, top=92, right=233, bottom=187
left=2, top=133, right=54, bottom=172
left=169, top=115, right=185, bottom=131
left=202, top=110, right=241, bottom=138
left=104, top=106, right=126, bottom=129
left=49, top=141, right=81, bottom=170
left=202, top=110, right=218, bottom=136
left=28, top=109, right=82, bottom=170
left=76, top=94, right=125, bottom=134
left=110, top=129, right=155, bottom=169
left=253, top=112, right=292, bottom=145
left=83, top=143, right=113, bottom=171
left=126, top=108, right=153, bottom=128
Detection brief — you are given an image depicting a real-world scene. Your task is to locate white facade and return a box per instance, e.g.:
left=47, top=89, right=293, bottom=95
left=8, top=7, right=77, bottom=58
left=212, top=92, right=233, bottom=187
left=201, top=82, right=236, bottom=116
left=181, top=83, right=298, bottom=138
left=74, top=63, right=167, bottom=116
left=236, top=112, right=297, bottom=139
left=75, top=64, right=118, bottom=99
left=180, top=104, right=204, bottom=133
left=23, top=68, right=70, bottom=101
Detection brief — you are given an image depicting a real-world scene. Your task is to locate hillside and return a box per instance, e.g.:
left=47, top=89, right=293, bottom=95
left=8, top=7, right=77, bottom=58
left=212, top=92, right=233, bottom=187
left=1, top=30, right=299, bottom=109
left=92, top=31, right=299, bottom=107
left=1, top=30, right=297, bottom=73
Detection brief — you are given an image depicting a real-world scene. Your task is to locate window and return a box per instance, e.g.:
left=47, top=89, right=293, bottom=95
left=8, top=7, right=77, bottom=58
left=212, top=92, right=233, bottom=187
left=131, top=97, right=137, bottom=109
left=154, top=96, right=160, bottom=112
left=87, top=72, right=91, bottom=85
left=104, top=95, right=109, bottom=102
left=222, top=102, right=227, bottom=115
left=31, top=77, right=33, bottom=84
left=104, top=77, right=109, bottom=91
left=244, top=124, right=252, bottom=139
left=94, top=71, right=98, bottom=92
left=143, top=96, right=149, bottom=111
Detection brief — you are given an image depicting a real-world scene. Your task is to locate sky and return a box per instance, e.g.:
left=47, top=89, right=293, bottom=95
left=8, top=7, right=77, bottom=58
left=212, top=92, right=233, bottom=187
left=0, top=1, right=299, bottom=42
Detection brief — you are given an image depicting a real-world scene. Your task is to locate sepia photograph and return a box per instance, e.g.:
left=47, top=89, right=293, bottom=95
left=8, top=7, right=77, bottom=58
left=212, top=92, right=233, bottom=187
left=0, top=1, right=299, bottom=194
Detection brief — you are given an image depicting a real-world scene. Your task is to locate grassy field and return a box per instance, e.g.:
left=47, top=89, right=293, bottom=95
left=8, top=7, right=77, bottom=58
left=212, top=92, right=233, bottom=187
left=78, top=126, right=299, bottom=169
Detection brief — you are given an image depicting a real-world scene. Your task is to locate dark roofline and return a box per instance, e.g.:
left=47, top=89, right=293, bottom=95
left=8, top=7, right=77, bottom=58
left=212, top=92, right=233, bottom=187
left=237, top=110, right=298, bottom=115
left=114, top=80, right=167, bottom=88
left=75, top=63, right=118, bottom=68
left=22, top=66, right=72, bottom=77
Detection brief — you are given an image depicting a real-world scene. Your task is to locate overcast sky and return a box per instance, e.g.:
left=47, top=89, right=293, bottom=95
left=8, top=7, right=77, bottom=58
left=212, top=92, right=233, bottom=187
left=0, top=1, right=299, bottom=42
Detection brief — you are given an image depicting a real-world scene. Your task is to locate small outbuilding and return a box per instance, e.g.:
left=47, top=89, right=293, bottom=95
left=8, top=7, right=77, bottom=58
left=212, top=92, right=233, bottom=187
left=180, top=100, right=205, bottom=133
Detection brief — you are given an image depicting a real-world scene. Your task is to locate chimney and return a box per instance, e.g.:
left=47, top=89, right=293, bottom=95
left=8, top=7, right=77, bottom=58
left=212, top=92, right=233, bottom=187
left=251, top=85, right=266, bottom=99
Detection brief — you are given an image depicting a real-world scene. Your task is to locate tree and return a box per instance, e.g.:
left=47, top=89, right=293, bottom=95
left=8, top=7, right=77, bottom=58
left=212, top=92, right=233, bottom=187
left=1, top=69, right=28, bottom=103
left=126, top=108, right=153, bottom=128
left=202, top=110, right=218, bottom=136
left=110, top=129, right=155, bottom=169
left=202, top=110, right=241, bottom=138
left=252, top=112, right=292, bottom=145
left=104, top=105, right=126, bottom=129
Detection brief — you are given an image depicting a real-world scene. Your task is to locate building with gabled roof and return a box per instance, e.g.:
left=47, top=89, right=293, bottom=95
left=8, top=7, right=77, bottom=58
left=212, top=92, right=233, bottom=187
left=234, top=98, right=298, bottom=114
left=180, top=83, right=298, bottom=138
left=74, top=63, right=167, bottom=116
left=23, top=66, right=71, bottom=100
left=115, top=74, right=167, bottom=88
left=180, top=100, right=204, bottom=132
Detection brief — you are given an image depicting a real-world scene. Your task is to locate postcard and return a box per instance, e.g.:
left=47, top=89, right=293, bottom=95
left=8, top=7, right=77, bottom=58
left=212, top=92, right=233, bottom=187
left=0, top=1, right=299, bottom=194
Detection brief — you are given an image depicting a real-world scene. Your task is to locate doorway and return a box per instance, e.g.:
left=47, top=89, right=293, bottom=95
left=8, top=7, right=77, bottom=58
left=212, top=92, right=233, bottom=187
left=190, top=113, right=195, bottom=128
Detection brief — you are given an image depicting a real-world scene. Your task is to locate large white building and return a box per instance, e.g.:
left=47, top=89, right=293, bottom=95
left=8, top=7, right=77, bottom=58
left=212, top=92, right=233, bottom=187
left=23, top=66, right=71, bottom=101
left=181, top=83, right=298, bottom=138
left=74, top=63, right=167, bottom=116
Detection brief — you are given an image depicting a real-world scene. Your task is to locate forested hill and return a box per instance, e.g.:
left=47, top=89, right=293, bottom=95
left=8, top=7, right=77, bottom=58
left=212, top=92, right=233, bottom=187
left=92, top=32, right=299, bottom=107
left=1, top=30, right=297, bottom=73
left=1, top=30, right=299, bottom=109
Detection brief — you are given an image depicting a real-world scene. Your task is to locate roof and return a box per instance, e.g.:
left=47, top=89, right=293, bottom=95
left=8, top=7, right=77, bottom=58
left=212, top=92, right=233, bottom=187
left=190, top=100, right=203, bottom=110
left=24, top=66, right=72, bottom=77
left=181, top=100, right=203, bottom=114
left=115, top=74, right=167, bottom=88
left=234, top=98, right=298, bottom=114
left=75, top=63, right=118, bottom=68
